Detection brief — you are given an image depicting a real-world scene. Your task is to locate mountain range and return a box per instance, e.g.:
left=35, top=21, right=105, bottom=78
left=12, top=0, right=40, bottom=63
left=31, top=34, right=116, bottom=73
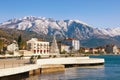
left=0, top=16, right=120, bottom=47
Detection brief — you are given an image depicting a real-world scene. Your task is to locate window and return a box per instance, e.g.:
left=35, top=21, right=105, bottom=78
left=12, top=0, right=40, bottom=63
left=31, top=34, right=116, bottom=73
left=34, top=50, right=36, bottom=53
left=40, top=50, right=42, bottom=53
left=44, top=44, right=46, bottom=48
left=44, top=50, right=46, bottom=53
left=37, top=50, right=39, bottom=52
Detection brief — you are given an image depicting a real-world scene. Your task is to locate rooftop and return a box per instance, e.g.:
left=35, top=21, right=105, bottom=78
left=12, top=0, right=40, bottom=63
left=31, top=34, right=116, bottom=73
left=65, top=38, right=77, bottom=41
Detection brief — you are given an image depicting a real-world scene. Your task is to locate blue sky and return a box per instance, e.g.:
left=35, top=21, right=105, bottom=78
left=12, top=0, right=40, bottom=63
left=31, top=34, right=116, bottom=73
left=0, top=0, right=120, bottom=28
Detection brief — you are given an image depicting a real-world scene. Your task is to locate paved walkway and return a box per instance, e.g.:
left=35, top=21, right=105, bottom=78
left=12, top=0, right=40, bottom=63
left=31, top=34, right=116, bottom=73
left=0, top=58, right=30, bottom=69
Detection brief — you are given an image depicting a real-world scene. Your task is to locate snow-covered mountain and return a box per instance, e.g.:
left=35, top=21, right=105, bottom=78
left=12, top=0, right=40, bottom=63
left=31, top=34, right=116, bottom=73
left=0, top=16, right=120, bottom=40
left=98, top=27, right=120, bottom=37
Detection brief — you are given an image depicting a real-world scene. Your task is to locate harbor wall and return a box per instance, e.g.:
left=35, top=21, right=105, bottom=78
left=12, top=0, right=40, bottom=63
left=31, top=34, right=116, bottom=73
left=0, top=57, right=104, bottom=79
left=37, top=57, right=104, bottom=65
left=41, top=64, right=65, bottom=73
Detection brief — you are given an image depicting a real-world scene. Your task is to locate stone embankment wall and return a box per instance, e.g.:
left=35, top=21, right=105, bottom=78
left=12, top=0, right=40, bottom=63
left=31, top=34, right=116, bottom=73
left=41, top=64, right=65, bottom=73
left=0, top=64, right=65, bottom=80
left=0, top=57, right=104, bottom=79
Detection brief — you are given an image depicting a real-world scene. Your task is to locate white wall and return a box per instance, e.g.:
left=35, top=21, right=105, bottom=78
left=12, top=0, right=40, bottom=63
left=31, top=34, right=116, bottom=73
left=37, top=57, right=104, bottom=65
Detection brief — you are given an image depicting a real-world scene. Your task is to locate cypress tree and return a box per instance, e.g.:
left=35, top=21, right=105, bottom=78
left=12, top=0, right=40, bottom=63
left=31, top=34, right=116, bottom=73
left=17, top=34, right=22, bottom=49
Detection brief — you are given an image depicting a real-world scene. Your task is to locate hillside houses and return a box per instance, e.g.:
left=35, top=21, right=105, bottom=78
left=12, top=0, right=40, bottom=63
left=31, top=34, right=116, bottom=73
left=82, top=44, right=119, bottom=54
left=1, top=36, right=120, bottom=57
left=7, top=40, right=19, bottom=52
left=105, top=44, right=119, bottom=54
left=82, top=47, right=105, bottom=54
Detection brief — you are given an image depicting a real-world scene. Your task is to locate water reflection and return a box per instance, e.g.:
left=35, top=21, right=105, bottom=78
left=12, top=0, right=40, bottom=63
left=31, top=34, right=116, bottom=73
left=23, top=66, right=104, bottom=80
left=22, top=75, right=39, bottom=80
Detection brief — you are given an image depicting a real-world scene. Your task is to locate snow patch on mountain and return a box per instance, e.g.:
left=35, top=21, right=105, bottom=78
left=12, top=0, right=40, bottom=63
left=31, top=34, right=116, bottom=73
left=98, top=27, right=120, bottom=37
left=0, top=16, right=120, bottom=40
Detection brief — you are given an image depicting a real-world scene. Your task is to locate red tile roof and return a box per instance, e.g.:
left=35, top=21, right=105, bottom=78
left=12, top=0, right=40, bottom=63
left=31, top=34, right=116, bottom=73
left=65, top=38, right=76, bottom=40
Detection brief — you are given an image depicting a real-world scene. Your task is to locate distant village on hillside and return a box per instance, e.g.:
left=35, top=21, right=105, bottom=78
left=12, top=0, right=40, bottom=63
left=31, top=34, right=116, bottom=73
left=0, top=35, right=120, bottom=58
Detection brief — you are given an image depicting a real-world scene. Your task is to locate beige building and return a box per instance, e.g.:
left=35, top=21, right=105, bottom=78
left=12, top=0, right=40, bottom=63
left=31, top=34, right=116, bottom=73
left=60, top=44, right=70, bottom=53
left=92, top=48, right=99, bottom=54
left=27, top=38, right=49, bottom=56
left=7, top=40, right=19, bottom=52
left=83, top=47, right=105, bottom=54
left=84, top=48, right=90, bottom=53
left=113, top=45, right=119, bottom=54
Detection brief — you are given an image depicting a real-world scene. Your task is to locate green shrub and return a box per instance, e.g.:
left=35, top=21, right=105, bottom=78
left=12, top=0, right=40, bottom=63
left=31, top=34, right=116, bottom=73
left=53, top=55, right=56, bottom=58
left=37, top=55, right=41, bottom=59
left=49, top=55, right=52, bottom=58
left=30, top=56, right=36, bottom=64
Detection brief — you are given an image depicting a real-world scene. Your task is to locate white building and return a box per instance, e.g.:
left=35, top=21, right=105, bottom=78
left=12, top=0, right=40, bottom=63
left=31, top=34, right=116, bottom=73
left=113, top=45, right=119, bottom=54
left=27, top=38, right=49, bottom=55
left=62, top=38, right=80, bottom=51
left=7, top=40, right=19, bottom=52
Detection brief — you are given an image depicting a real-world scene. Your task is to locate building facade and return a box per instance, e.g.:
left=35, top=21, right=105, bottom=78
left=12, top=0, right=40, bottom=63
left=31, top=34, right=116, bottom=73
left=27, top=38, right=49, bottom=55
left=105, top=44, right=119, bottom=54
left=84, top=48, right=90, bottom=53
left=60, top=44, right=70, bottom=53
left=62, top=38, right=80, bottom=51
left=113, top=45, right=119, bottom=54
left=7, top=40, right=19, bottom=52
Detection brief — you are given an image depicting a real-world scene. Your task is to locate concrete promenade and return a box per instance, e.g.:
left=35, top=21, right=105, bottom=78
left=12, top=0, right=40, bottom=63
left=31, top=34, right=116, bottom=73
left=0, top=57, right=104, bottom=77
left=0, top=64, right=41, bottom=77
left=37, top=57, right=104, bottom=65
left=0, top=59, right=29, bottom=69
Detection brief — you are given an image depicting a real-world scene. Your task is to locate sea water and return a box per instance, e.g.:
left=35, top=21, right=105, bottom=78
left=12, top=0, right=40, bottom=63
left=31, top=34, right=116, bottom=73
left=24, top=55, right=120, bottom=80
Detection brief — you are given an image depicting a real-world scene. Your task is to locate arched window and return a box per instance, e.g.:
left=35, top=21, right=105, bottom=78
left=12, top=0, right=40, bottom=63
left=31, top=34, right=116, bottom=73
left=40, top=50, right=42, bottom=53
left=37, top=50, right=39, bottom=52
left=34, top=50, right=36, bottom=53
left=44, top=50, right=46, bottom=53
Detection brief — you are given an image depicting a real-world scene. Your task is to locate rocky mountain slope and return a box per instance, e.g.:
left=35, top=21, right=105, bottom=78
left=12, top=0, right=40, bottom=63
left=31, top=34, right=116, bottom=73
left=0, top=16, right=120, bottom=47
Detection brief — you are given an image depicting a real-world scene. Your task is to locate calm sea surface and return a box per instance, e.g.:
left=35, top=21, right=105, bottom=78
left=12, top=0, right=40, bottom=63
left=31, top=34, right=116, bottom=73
left=24, top=55, right=120, bottom=80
